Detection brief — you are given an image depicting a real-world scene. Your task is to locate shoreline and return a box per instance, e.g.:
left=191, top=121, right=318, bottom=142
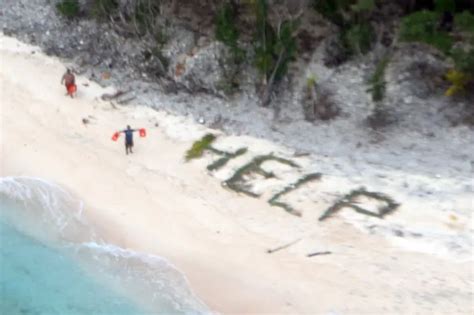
left=1, top=34, right=472, bottom=314
left=0, top=180, right=209, bottom=314
left=2, top=0, right=473, bottom=180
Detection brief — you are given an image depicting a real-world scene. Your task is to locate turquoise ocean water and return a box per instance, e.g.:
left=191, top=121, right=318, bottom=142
left=0, top=177, right=211, bottom=315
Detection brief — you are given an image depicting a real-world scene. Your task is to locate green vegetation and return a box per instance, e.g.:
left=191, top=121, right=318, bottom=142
left=224, top=154, right=299, bottom=197
left=451, top=46, right=474, bottom=74
left=366, top=55, right=393, bottom=129
left=216, top=1, right=244, bottom=62
left=312, top=0, right=351, bottom=26
left=56, top=0, right=80, bottom=18
left=399, top=9, right=473, bottom=57
left=445, top=69, right=471, bottom=96
left=252, top=0, right=301, bottom=105
left=451, top=11, right=474, bottom=86
left=185, top=134, right=248, bottom=169
left=455, top=10, right=474, bottom=33
left=132, top=0, right=161, bottom=35
left=185, top=134, right=217, bottom=161
left=345, top=22, right=375, bottom=55
left=313, top=0, right=376, bottom=57
left=54, top=0, right=474, bottom=107
left=351, top=0, right=375, bottom=13
left=398, top=8, right=474, bottom=97
left=215, top=1, right=245, bottom=94
left=367, top=56, right=390, bottom=102
left=451, top=16, right=474, bottom=95
left=319, top=188, right=399, bottom=221
left=253, top=0, right=273, bottom=80
left=452, top=11, right=474, bottom=76
left=306, top=74, right=317, bottom=88
left=268, top=173, right=322, bottom=217
left=207, top=148, right=248, bottom=171
left=346, top=0, right=376, bottom=54
left=434, top=0, right=456, bottom=13
left=399, top=10, right=453, bottom=54
left=91, top=0, right=119, bottom=19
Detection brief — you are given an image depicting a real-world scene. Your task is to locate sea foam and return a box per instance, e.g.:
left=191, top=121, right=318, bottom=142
left=0, top=176, right=212, bottom=315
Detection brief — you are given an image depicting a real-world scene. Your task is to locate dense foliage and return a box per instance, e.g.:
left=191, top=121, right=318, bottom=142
left=55, top=0, right=474, bottom=103
left=399, top=10, right=453, bottom=53
left=91, top=0, right=119, bottom=19
left=215, top=1, right=245, bottom=65
left=399, top=8, right=474, bottom=95
left=56, top=0, right=80, bottom=18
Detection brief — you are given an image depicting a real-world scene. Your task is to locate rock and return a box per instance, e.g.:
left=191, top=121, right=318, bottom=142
left=163, top=26, right=196, bottom=62
left=322, top=35, right=351, bottom=67
left=197, top=36, right=208, bottom=47
left=393, top=229, right=404, bottom=237
left=172, top=41, right=232, bottom=95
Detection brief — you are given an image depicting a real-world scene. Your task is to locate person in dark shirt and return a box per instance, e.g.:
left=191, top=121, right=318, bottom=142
left=121, top=125, right=137, bottom=155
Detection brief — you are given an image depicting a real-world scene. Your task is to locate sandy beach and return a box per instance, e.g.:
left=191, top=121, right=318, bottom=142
left=1, top=34, right=472, bottom=314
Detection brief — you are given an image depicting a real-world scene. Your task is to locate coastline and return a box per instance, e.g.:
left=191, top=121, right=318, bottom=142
left=0, top=178, right=210, bottom=314
left=1, top=34, right=472, bottom=314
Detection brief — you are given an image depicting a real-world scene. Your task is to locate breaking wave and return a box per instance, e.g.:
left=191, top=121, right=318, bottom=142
left=0, top=176, right=212, bottom=315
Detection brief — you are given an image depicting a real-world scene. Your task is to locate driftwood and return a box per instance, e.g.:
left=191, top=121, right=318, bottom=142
left=116, top=96, right=136, bottom=105
left=267, top=238, right=301, bottom=254
left=100, top=90, right=130, bottom=101
left=307, top=251, right=332, bottom=257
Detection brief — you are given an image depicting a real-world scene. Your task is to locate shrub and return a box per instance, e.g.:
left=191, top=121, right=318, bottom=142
left=133, top=0, right=161, bottom=35
left=434, top=0, right=456, bottom=13
left=314, top=0, right=375, bottom=57
left=367, top=56, right=390, bottom=102
left=455, top=11, right=474, bottom=33
left=445, top=69, right=471, bottom=96
left=306, top=75, right=317, bottom=88
left=252, top=0, right=300, bottom=105
left=253, top=0, right=276, bottom=80
left=366, top=55, right=395, bottom=129
left=345, top=22, right=375, bottom=55
left=56, top=0, right=80, bottom=18
left=445, top=11, right=474, bottom=96
left=451, top=45, right=474, bottom=73
left=312, top=0, right=352, bottom=26
left=216, top=3, right=239, bottom=47
left=216, top=1, right=244, bottom=62
left=91, top=0, right=119, bottom=19
left=399, top=10, right=453, bottom=54
left=273, top=19, right=299, bottom=81
left=351, top=0, right=375, bottom=13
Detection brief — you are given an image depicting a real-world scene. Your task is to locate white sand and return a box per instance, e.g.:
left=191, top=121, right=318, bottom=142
left=1, top=34, right=472, bottom=314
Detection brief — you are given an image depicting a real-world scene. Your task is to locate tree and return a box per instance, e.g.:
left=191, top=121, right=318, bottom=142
left=253, top=0, right=308, bottom=106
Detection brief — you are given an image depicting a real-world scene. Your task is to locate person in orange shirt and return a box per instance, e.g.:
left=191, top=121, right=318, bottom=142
left=60, top=69, right=76, bottom=98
